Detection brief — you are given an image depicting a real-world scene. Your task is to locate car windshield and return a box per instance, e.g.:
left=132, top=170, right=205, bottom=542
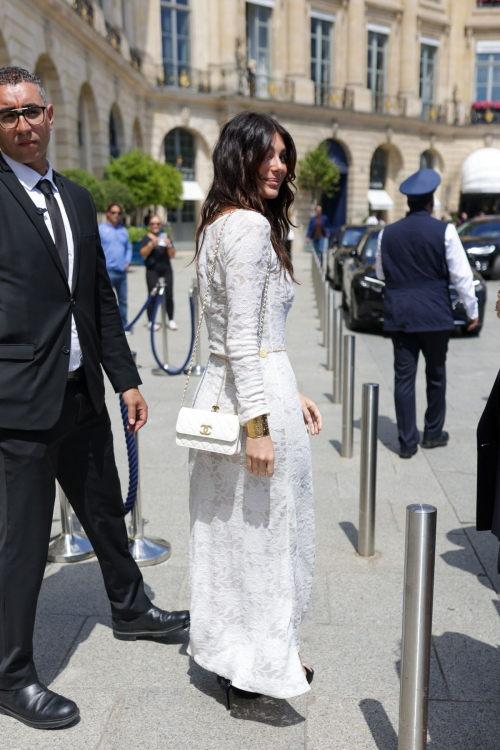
left=341, top=227, right=365, bottom=247
left=459, top=220, right=500, bottom=238
left=361, top=232, right=380, bottom=264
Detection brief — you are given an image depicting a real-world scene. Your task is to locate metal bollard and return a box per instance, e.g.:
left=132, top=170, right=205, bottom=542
left=322, top=278, right=330, bottom=346
left=128, top=353, right=172, bottom=566
left=191, top=279, right=204, bottom=376
left=152, top=277, right=169, bottom=376
left=332, top=306, right=343, bottom=403
left=358, top=383, right=379, bottom=557
left=341, top=335, right=355, bottom=458
left=47, top=485, right=95, bottom=563
left=398, top=504, right=437, bottom=750
left=327, top=289, right=335, bottom=371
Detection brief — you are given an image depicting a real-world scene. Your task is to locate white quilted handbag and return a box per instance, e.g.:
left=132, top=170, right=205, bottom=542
left=176, top=211, right=272, bottom=456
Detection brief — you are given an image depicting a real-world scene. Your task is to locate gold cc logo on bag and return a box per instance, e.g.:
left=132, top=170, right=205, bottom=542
left=200, top=424, right=212, bottom=436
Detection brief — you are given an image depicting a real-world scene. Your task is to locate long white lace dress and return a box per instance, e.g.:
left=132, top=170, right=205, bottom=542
left=188, top=209, right=315, bottom=699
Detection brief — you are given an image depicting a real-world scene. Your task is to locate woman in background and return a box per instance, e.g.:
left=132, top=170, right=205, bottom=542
left=139, top=215, right=177, bottom=331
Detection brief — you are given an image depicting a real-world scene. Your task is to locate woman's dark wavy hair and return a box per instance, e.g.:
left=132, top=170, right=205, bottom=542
left=195, top=111, right=297, bottom=280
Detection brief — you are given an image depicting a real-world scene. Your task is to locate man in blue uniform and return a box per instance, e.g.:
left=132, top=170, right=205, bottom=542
left=376, top=169, right=478, bottom=459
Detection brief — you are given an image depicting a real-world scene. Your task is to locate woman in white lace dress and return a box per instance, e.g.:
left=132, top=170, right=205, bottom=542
left=188, top=112, right=321, bottom=708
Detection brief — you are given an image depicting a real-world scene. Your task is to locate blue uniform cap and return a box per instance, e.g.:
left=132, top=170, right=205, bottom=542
left=399, top=168, right=441, bottom=198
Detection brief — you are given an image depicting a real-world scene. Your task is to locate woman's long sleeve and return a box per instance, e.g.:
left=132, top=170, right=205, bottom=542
left=223, top=212, right=271, bottom=425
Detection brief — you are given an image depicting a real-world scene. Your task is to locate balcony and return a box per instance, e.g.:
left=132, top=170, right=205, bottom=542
left=421, top=101, right=448, bottom=122
left=314, top=84, right=354, bottom=110
left=130, top=47, right=142, bottom=72
left=238, top=73, right=295, bottom=103
left=105, top=20, right=121, bottom=53
left=372, top=93, right=407, bottom=117
left=73, top=0, right=94, bottom=28
left=476, top=1, right=500, bottom=6
left=157, top=64, right=211, bottom=93
left=471, top=102, right=500, bottom=124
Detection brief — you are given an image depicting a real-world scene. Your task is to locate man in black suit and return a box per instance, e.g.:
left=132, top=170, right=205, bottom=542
left=0, top=67, right=189, bottom=730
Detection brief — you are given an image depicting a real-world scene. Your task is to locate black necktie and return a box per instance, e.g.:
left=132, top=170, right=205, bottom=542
left=36, top=179, right=69, bottom=278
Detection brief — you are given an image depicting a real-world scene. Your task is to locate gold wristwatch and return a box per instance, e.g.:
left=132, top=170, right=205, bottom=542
left=246, top=414, right=270, bottom=438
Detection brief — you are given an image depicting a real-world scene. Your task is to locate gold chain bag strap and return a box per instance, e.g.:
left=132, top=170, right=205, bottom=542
left=175, top=211, right=272, bottom=455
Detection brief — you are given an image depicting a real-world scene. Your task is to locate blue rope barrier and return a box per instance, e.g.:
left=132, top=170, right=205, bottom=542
left=119, top=394, right=139, bottom=514
left=150, top=292, right=196, bottom=375
left=124, top=292, right=156, bottom=332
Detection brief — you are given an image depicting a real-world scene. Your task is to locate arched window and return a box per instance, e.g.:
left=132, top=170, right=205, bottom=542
left=420, top=150, right=436, bottom=170
left=164, top=127, right=195, bottom=180
left=109, top=111, right=119, bottom=159
left=370, top=147, right=387, bottom=189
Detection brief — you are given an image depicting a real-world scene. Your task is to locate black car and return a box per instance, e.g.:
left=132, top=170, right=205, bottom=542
left=342, top=227, right=487, bottom=335
left=458, top=216, right=500, bottom=278
left=327, top=224, right=367, bottom=289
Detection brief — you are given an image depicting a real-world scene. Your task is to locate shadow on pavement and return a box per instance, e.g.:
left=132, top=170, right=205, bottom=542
left=339, top=521, right=358, bottom=551
left=441, top=528, right=500, bottom=596
left=359, top=699, right=397, bottom=750
left=187, top=658, right=306, bottom=727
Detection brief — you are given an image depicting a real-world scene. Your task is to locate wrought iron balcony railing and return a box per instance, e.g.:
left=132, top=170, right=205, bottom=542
left=105, top=20, right=121, bottom=53
left=470, top=105, right=500, bottom=124
left=130, top=47, right=142, bottom=72
left=73, top=0, right=95, bottom=28
left=372, top=93, right=407, bottom=117
left=421, top=101, right=447, bottom=122
left=477, top=1, right=500, bottom=7
left=314, top=84, right=354, bottom=110
left=238, top=73, right=295, bottom=102
left=157, top=64, right=211, bottom=93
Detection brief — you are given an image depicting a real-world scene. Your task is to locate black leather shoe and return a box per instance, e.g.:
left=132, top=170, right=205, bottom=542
left=400, top=446, right=418, bottom=459
left=112, top=605, right=190, bottom=641
left=0, top=682, right=79, bottom=729
left=421, top=431, right=449, bottom=450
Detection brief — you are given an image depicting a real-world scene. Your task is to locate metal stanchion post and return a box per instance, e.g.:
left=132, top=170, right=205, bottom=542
left=128, top=353, right=172, bottom=566
left=47, top=485, right=95, bottom=563
left=398, top=504, right=437, bottom=750
left=322, top=278, right=330, bottom=346
left=152, top=277, right=169, bottom=376
left=327, top=289, right=335, bottom=371
left=191, top=279, right=204, bottom=376
left=332, top=306, right=343, bottom=403
left=341, top=335, right=355, bottom=458
left=358, top=383, right=379, bottom=557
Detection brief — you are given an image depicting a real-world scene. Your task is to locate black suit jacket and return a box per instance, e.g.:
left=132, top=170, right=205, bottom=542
left=0, top=154, right=141, bottom=431
left=477, top=369, right=500, bottom=539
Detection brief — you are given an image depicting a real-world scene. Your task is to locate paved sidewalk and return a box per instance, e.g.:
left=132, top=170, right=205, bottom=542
left=2, top=249, right=500, bottom=749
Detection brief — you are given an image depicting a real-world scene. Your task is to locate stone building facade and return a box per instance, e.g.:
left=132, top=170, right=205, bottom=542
left=1, top=0, right=500, bottom=248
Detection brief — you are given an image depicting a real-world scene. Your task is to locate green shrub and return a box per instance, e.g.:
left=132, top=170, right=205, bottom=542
left=102, top=180, right=136, bottom=214
left=60, top=169, right=107, bottom=211
left=104, top=149, right=183, bottom=209
left=297, top=142, right=340, bottom=206
left=127, top=226, right=147, bottom=244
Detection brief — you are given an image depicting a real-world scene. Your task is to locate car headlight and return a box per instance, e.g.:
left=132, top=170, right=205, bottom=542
left=467, top=245, right=496, bottom=256
left=360, top=276, right=385, bottom=291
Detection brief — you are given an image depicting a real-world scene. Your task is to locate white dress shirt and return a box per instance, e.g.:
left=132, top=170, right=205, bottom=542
left=1, top=151, right=83, bottom=370
left=375, top=223, right=479, bottom=320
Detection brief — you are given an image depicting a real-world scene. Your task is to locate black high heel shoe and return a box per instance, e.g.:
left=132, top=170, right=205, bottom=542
left=217, top=675, right=232, bottom=711
left=304, top=666, right=314, bottom=685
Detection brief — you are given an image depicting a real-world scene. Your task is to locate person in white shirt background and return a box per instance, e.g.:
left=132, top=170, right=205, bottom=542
left=375, top=168, right=478, bottom=460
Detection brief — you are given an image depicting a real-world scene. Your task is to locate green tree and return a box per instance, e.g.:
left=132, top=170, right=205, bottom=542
left=296, top=142, right=340, bottom=207
left=102, top=179, right=136, bottom=214
left=104, top=149, right=183, bottom=210
left=60, top=168, right=107, bottom=212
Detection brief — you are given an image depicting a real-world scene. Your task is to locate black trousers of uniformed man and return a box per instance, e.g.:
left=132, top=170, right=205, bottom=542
left=0, top=379, right=151, bottom=690
left=390, top=331, right=450, bottom=452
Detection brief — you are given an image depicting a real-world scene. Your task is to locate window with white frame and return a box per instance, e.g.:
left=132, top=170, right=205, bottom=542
left=367, top=28, right=389, bottom=99
left=161, top=0, right=190, bottom=83
left=246, top=2, right=272, bottom=89
left=310, top=13, right=334, bottom=93
left=475, top=42, right=500, bottom=102
left=420, top=40, right=438, bottom=111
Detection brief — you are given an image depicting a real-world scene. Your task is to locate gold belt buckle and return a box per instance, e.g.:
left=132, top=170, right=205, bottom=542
left=259, top=349, right=267, bottom=358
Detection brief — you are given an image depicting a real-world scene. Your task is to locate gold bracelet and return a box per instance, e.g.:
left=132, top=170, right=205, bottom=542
left=246, top=414, right=270, bottom=438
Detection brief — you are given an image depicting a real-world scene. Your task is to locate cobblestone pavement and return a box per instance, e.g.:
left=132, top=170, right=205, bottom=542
left=2, top=249, right=500, bottom=749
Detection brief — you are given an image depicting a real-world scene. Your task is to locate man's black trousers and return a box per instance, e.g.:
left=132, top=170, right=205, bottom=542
left=390, top=331, right=450, bottom=452
left=0, top=380, right=151, bottom=689
left=146, top=266, right=174, bottom=322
